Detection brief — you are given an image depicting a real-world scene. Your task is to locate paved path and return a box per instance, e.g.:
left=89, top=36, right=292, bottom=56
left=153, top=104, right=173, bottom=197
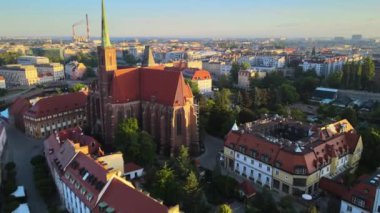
left=197, top=134, right=224, bottom=170
left=3, top=124, right=48, bottom=213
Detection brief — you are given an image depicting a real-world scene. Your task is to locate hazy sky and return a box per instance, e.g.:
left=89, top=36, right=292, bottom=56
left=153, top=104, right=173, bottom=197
left=1, top=0, right=379, bottom=38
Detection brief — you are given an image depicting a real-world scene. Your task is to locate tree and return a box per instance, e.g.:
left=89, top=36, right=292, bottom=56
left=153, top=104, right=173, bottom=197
left=279, top=83, right=299, bottom=104
left=139, top=131, right=156, bottom=167
left=361, top=57, right=375, bottom=89
left=115, top=118, right=140, bottom=160
left=185, top=79, right=200, bottom=97
left=359, top=128, right=380, bottom=172
left=183, top=171, right=199, bottom=194
left=176, top=145, right=191, bottom=176
left=214, top=89, right=232, bottom=109
left=70, top=83, right=87, bottom=92
left=279, top=195, right=295, bottom=213
left=215, top=204, right=232, bottom=213
left=340, top=107, right=358, bottom=127
left=0, top=52, right=21, bottom=66
left=326, top=71, right=343, bottom=88
left=230, top=62, right=240, bottom=84
left=250, top=189, right=279, bottom=213
left=83, top=67, right=96, bottom=79
left=291, top=108, right=306, bottom=121
left=152, top=163, right=181, bottom=206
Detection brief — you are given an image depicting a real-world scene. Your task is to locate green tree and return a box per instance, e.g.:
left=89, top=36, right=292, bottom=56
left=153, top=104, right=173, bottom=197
left=115, top=118, right=140, bottom=160
left=139, top=131, right=156, bottom=167
left=361, top=57, right=375, bottom=89
left=215, top=204, right=233, bottom=213
left=176, top=145, right=191, bottom=176
left=291, top=108, right=306, bottom=121
left=0, top=52, right=21, bottom=65
left=152, top=163, right=181, bottom=206
left=279, top=195, right=295, bottom=213
left=230, top=62, right=240, bottom=84
left=279, top=83, right=299, bottom=104
left=326, top=71, right=343, bottom=88
left=250, top=189, right=279, bottom=213
left=359, top=128, right=380, bottom=172
left=70, top=83, right=87, bottom=92
left=185, top=79, right=200, bottom=97
left=183, top=171, right=199, bottom=194
left=340, top=107, right=358, bottom=127
left=214, top=89, right=232, bottom=109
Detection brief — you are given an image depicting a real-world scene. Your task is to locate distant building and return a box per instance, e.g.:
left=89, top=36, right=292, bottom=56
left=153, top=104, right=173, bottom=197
left=300, top=56, right=347, bottom=77
left=202, top=61, right=232, bottom=80
left=238, top=69, right=266, bottom=89
left=0, top=75, right=5, bottom=89
left=352, top=34, right=363, bottom=41
left=35, top=63, right=65, bottom=81
left=182, top=69, right=212, bottom=94
left=24, top=92, right=88, bottom=138
left=0, top=65, right=39, bottom=87
left=223, top=117, right=362, bottom=196
left=44, top=127, right=177, bottom=213
left=320, top=169, right=380, bottom=213
left=165, top=51, right=186, bottom=62
left=239, top=56, right=286, bottom=70
left=65, top=61, right=87, bottom=80
left=17, top=56, right=50, bottom=65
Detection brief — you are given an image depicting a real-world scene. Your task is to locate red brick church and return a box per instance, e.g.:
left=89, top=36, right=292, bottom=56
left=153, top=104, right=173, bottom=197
left=88, top=0, right=199, bottom=155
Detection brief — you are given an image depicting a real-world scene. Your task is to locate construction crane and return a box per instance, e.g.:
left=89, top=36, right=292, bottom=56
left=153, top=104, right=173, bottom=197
left=72, top=14, right=90, bottom=43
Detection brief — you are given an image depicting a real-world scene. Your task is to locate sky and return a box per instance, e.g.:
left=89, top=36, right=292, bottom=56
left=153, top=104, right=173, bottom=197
left=0, top=0, right=379, bottom=38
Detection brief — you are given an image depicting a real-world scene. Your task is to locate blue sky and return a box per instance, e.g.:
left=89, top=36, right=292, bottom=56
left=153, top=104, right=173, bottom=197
left=1, top=0, right=379, bottom=38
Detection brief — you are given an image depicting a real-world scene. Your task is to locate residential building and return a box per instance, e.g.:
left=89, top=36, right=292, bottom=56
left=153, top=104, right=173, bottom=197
left=0, top=75, right=5, bottom=89
left=223, top=117, right=362, bottom=196
left=239, top=56, right=286, bottom=70
left=36, top=63, right=65, bottom=81
left=44, top=127, right=177, bottom=213
left=65, top=61, right=87, bottom=80
left=320, top=169, right=380, bottom=213
left=88, top=1, right=199, bottom=156
left=164, top=51, right=186, bottom=62
left=238, top=69, right=266, bottom=89
left=17, top=56, right=50, bottom=65
left=9, top=98, right=32, bottom=131
left=124, top=163, right=144, bottom=180
left=300, top=56, right=346, bottom=77
left=24, top=92, right=88, bottom=138
left=182, top=69, right=212, bottom=94
left=0, top=65, right=39, bottom=87
left=202, top=61, right=231, bottom=80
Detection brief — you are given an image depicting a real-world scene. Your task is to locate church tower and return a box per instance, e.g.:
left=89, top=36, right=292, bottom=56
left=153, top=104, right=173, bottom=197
left=97, top=0, right=117, bottom=141
left=142, top=45, right=156, bottom=67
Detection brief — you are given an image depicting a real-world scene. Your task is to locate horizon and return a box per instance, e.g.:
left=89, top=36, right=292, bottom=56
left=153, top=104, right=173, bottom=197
left=1, top=0, right=379, bottom=39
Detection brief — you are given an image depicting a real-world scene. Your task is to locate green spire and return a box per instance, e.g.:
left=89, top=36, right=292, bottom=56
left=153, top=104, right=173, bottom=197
left=101, top=0, right=112, bottom=47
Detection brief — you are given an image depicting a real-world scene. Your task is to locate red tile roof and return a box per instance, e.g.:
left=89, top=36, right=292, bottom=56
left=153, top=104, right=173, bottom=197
left=124, top=162, right=143, bottom=173
left=111, top=66, right=193, bottom=106
left=9, top=98, right=31, bottom=116
left=239, top=180, right=256, bottom=198
left=25, top=92, right=87, bottom=118
left=0, top=75, right=4, bottom=81
left=96, top=176, right=168, bottom=213
left=191, top=70, right=211, bottom=81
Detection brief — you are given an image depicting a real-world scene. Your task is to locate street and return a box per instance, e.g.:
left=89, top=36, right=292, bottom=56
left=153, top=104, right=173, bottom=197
left=3, top=123, right=48, bottom=213
left=197, top=134, right=224, bottom=171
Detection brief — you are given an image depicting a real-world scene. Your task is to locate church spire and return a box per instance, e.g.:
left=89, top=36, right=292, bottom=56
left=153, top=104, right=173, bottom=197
left=142, top=45, right=156, bottom=67
left=101, top=0, right=112, bottom=47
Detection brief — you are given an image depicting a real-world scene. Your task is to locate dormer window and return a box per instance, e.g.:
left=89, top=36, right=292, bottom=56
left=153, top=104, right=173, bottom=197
left=294, top=166, right=307, bottom=175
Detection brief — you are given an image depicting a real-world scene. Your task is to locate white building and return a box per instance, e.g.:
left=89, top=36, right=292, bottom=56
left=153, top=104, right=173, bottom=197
left=183, top=69, right=213, bottom=94
left=301, top=56, right=347, bottom=77
left=202, top=61, right=232, bottom=80
left=165, top=51, right=186, bottom=62
left=0, top=65, right=39, bottom=87
left=18, top=56, right=50, bottom=65
left=239, top=56, right=285, bottom=70
left=124, top=163, right=144, bottom=180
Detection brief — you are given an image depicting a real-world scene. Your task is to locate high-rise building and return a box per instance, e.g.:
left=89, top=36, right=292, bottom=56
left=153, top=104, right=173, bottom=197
left=88, top=0, right=199, bottom=155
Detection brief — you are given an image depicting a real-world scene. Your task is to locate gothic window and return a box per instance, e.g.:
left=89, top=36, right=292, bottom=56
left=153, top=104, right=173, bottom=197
left=176, top=112, right=182, bottom=135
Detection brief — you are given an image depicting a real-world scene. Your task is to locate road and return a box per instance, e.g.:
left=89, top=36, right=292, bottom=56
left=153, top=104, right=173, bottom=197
left=3, top=123, right=48, bottom=213
left=197, top=134, right=224, bottom=171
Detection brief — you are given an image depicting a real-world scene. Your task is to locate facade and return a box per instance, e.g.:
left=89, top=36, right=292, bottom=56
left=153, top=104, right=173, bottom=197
left=320, top=169, right=380, bottom=213
left=0, top=65, right=39, bottom=87
left=24, top=92, right=88, bottom=138
left=44, top=127, right=175, bottom=213
left=124, top=163, right=144, bottom=180
left=182, top=69, right=212, bottom=94
left=88, top=2, right=199, bottom=156
left=223, top=117, right=362, bottom=196
left=202, top=61, right=232, bottom=80
left=237, top=70, right=266, bottom=89
left=36, top=63, right=65, bottom=81
left=301, top=56, right=347, bottom=77
left=17, top=56, right=50, bottom=65
left=164, top=51, right=186, bottom=62
left=239, top=56, right=286, bottom=70
left=0, top=75, right=5, bottom=89
left=65, top=61, right=87, bottom=80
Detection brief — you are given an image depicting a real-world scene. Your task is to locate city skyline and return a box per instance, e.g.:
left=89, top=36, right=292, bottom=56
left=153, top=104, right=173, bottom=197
left=1, top=0, right=379, bottom=38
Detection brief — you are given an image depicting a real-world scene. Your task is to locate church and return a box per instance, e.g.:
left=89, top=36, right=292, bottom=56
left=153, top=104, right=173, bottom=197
left=88, top=0, right=199, bottom=155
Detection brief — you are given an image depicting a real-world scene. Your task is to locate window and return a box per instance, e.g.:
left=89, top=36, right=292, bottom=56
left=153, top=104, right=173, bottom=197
left=250, top=170, right=253, bottom=176
left=267, top=167, right=270, bottom=172
left=244, top=157, right=246, bottom=162
left=266, top=177, right=270, bottom=183
left=275, top=170, right=279, bottom=176
left=352, top=197, right=365, bottom=208
left=251, top=159, right=254, bottom=164
left=176, top=112, right=182, bottom=135
left=237, top=153, right=240, bottom=158
left=282, top=184, right=290, bottom=193
left=259, top=163, right=262, bottom=168
left=346, top=205, right=352, bottom=212
left=86, top=193, right=93, bottom=201
left=293, top=178, right=307, bottom=187
left=243, top=166, right=246, bottom=171
left=273, top=179, right=280, bottom=189
left=236, top=163, right=239, bottom=168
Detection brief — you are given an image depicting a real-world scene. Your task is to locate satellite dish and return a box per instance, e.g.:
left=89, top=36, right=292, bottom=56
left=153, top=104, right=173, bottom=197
left=302, top=194, right=312, bottom=201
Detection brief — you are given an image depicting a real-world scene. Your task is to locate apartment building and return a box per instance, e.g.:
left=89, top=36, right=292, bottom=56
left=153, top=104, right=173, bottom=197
left=0, top=65, right=39, bottom=87
left=182, top=69, right=212, bottom=94
left=36, top=63, right=65, bottom=81
left=24, top=92, right=88, bottom=138
left=320, top=169, right=380, bottom=213
left=223, top=117, right=362, bottom=196
left=17, top=56, right=50, bottom=65
left=202, top=61, right=232, bottom=80
left=44, top=128, right=177, bottom=213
